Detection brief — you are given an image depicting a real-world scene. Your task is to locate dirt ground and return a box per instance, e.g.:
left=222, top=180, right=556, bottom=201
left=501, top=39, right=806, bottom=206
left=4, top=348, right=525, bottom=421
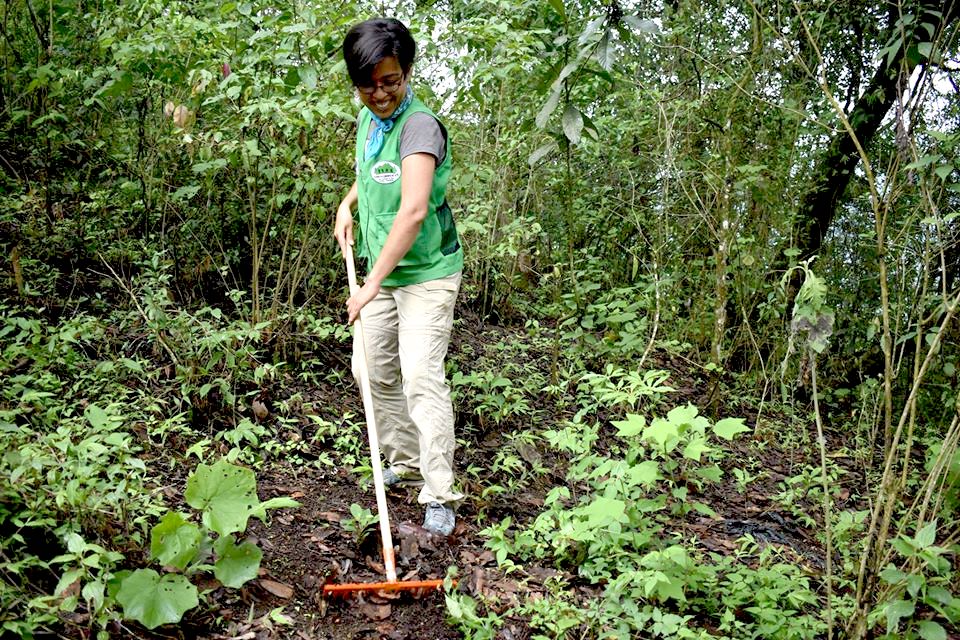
left=66, top=309, right=851, bottom=639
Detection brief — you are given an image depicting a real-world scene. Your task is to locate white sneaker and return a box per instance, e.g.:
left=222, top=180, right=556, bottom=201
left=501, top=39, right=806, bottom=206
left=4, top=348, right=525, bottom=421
left=423, top=502, right=455, bottom=536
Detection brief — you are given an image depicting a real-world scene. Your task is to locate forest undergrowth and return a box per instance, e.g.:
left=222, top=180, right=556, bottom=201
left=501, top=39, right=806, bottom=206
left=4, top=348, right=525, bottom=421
left=2, top=253, right=956, bottom=639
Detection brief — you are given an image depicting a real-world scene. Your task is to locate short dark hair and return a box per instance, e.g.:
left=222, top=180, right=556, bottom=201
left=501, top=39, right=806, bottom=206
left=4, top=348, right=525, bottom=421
left=342, top=19, right=416, bottom=87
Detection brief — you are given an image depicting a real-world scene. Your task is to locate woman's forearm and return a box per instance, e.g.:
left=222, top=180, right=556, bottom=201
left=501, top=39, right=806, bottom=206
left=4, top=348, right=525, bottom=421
left=340, top=181, right=358, bottom=211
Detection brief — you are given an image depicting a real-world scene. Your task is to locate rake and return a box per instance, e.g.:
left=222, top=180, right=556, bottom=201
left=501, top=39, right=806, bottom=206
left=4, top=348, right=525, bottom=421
left=322, top=243, right=446, bottom=597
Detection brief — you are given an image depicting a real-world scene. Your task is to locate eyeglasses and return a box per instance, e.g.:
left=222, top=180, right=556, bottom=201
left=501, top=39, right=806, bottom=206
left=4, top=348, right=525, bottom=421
left=356, top=76, right=404, bottom=96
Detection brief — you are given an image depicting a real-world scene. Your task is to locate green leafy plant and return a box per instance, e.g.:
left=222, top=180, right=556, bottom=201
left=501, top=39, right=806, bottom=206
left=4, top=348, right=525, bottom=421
left=611, top=405, right=748, bottom=516
left=340, top=503, right=379, bottom=548
left=50, top=532, right=126, bottom=631
left=871, top=521, right=960, bottom=640
left=732, top=466, right=759, bottom=494
left=712, top=539, right=825, bottom=639
left=0, top=310, right=165, bottom=636
left=443, top=566, right=504, bottom=640
left=579, top=366, right=675, bottom=413
left=774, top=461, right=845, bottom=529
left=112, top=459, right=299, bottom=629
left=452, top=369, right=532, bottom=426
left=462, top=402, right=836, bottom=639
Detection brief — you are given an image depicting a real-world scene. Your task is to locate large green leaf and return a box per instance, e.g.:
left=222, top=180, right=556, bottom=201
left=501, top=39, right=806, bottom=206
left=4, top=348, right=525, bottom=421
left=184, top=459, right=259, bottom=536
left=535, top=88, right=562, bottom=129
left=150, top=512, right=202, bottom=570
left=84, top=404, right=111, bottom=430
left=595, top=29, right=613, bottom=71
left=915, top=520, right=937, bottom=548
left=213, top=535, right=262, bottom=588
left=578, top=496, right=628, bottom=529
left=682, top=436, right=710, bottom=462
left=528, top=140, right=558, bottom=167
left=666, top=404, right=699, bottom=427
left=695, top=464, right=724, bottom=483
left=553, top=60, right=580, bottom=90
left=562, top=104, right=584, bottom=144
left=627, top=460, right=660, bottom=486
left=613, top=413, right=646, bottom=437
left=713, top=418, right=750, bottom=441
left=577, top=16, right=605, bottom=47
left=624, top=15, right=659, bottom=33
left=642, top=418, right=681, bottom=453
left=117, top=569, right=198, bottom=630
left=884, top=599, right=915, bottom=634
left=547, top=0, right=565, bottom=20
left=917, top=621, right=947, bottom=640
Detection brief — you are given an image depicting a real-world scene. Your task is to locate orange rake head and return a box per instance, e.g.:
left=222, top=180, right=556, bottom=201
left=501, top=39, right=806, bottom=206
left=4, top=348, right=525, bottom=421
left=322, top=578, right=449, bottom=597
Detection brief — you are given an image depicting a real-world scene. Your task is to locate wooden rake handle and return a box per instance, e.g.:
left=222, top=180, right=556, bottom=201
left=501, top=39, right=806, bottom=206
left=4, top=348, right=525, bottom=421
left=344, top=243, right=398, bottom=583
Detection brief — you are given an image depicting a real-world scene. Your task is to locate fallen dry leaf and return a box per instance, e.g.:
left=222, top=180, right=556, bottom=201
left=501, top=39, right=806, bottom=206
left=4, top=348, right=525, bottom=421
left=360, top=602, right=391, bottom=621
left=526, top=565, right=560, bottom=583
left=396, top=521, right=437, bottom=551
left=518, top=492, right=544, bottom=507
left=259, top=579, right=294, bottom=599
left=472, top=567, right=486, bottom=595
left=489, top=579, right=520, bottom=594
left=400, top=530, right=420, bottom=561
left=61, top=612, right=90, bottom=625
left=318, top=511, right=343, bottom=523
left=365, top=555, right=385, bottom=575
left=372, top=589, right=402, bottom=601
left=196, top=577, right=222, bottom=592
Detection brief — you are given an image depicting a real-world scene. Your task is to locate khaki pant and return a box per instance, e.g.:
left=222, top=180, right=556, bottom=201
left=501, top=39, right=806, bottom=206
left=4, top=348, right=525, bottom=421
left=352, top=271, right=463, bottom=505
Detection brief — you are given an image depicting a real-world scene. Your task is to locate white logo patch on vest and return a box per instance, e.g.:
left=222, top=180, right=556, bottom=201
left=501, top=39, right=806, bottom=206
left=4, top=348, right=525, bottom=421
left=371, top=161, right=401, bottom=184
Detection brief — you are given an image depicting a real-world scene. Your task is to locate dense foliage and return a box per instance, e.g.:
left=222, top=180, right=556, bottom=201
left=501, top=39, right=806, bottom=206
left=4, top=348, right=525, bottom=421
left=2, top=0, right=959, bottom=637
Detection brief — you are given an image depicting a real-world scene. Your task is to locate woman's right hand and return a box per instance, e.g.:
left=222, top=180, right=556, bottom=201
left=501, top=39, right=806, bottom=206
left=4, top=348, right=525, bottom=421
left=333, top=202, right=354, bottom=256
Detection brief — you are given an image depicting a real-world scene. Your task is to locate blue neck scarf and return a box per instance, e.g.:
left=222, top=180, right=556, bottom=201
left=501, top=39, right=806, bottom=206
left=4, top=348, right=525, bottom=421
left=364, top=87, right=413, bottom=161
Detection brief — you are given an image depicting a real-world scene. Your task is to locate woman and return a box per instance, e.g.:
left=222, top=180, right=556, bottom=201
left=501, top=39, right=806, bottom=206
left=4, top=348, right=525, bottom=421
left=334, top=18, right=464, bottom=536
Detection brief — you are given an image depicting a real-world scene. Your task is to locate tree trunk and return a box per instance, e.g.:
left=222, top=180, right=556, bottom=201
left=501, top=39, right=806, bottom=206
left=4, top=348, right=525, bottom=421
left=794, top=0, right=959, bottom=261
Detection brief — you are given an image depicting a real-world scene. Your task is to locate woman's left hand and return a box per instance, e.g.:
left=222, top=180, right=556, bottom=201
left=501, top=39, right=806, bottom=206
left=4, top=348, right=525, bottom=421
left=347, top=280, right=380, bottom=324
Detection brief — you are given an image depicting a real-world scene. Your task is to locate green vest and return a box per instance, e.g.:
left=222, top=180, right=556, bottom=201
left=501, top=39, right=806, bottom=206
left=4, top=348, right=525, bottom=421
left=354, top=98, right=463, bottom=287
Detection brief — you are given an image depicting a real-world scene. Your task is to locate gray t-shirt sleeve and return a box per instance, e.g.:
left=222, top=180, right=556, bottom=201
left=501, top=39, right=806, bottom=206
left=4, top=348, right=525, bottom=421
left=399, top=112, right=447, bottom=165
